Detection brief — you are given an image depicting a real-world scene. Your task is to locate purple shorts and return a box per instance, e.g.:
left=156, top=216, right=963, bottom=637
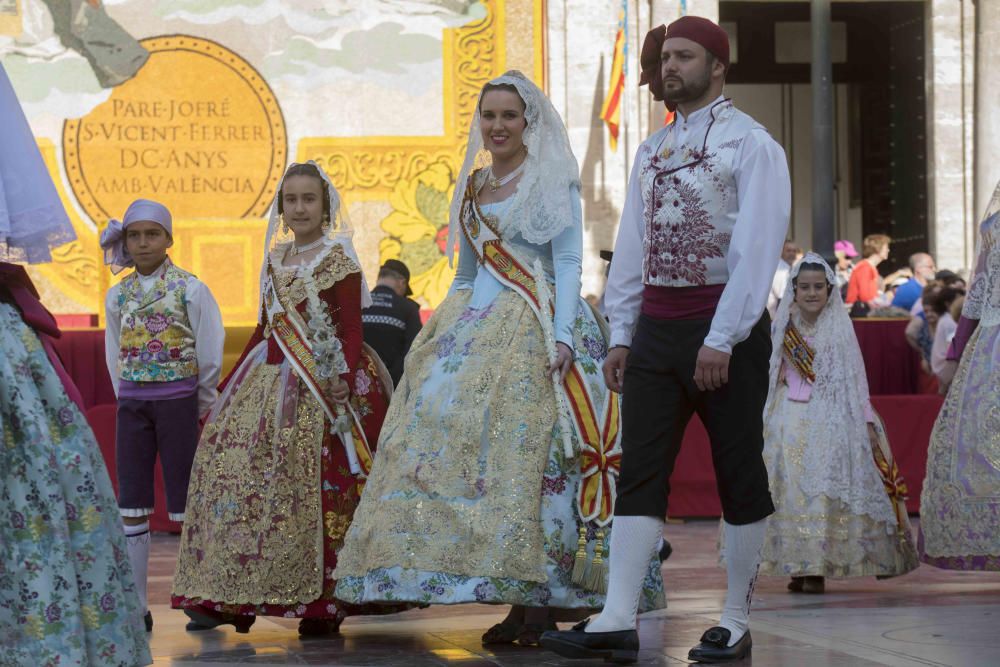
left=115, top=392, right=199, bottom=521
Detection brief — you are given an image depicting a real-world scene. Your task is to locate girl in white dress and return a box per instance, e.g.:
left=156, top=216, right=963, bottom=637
left=756, top=253, right=918, bottom=593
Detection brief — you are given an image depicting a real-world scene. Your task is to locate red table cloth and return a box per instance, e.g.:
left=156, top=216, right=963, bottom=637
left=665, top=395, right=943, bottom=518
left=852, top=318, right=921, bottom=395
left=54, top=328, right=940, bottom=521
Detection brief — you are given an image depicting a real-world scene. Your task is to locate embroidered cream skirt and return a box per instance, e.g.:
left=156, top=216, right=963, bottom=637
left=334, top=288, right=665, bottom=609
left=759, top=386, right=918, bottom=578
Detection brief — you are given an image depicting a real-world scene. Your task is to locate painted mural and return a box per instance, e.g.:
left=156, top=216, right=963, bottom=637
left=2, top=0, right=543, bottom=324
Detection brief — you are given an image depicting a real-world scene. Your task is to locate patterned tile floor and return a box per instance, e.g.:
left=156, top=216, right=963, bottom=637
left=145, top=519, right=1000, bottom=666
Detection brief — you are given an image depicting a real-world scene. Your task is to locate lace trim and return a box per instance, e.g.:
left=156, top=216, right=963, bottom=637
left=271, top=244, right=360, bottom=308
left=447, top=71, right=581, bottom=260
left=0, top=203, right=76, bottom=264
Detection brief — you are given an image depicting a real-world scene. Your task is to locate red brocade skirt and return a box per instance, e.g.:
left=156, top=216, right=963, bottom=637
left=171, top=343, right=401, bottom=619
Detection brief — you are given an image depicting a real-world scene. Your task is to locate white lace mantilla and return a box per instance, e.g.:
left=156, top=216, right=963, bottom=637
left=963, top=200, right=1000, bottom=328
left=447, top=70, right=581, bottom=255
left=767, top=253, right=897, bottom=523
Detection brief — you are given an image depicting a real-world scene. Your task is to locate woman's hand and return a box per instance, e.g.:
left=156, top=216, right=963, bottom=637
left=330, top=378, right=350, bottom=404
left=548, top=342, right=574, bottom=383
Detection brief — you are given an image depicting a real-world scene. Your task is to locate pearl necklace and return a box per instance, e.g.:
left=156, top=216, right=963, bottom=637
left=290, top=237, right=325, bottom=256
left=488, top=161, right=526, bottom=192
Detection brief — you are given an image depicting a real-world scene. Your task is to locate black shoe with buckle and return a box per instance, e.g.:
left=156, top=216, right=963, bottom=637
left=687, top=626, right=752, bottom=663
left=539, top=619, right=639, bottom=664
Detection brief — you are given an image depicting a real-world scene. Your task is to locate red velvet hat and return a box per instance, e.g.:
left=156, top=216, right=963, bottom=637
left=639, top=16, right=730, bottom=103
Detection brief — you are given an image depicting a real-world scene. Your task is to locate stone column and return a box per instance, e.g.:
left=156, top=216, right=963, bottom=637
left=975, top=0, right=1000, bottom=237
left=546, top=0, right=646, bottom=297
left=812, top=0, right=835, bottom=263
left=927, top=0, right=976, bottom=271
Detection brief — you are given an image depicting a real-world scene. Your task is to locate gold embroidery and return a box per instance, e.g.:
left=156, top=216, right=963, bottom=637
left=760, top=390, right=918, bottom=578
left=271, top=243, right=360, bottom=310
left=335, top=290, right=555, bottom=583
left=172, top=364, right=328, bottom=605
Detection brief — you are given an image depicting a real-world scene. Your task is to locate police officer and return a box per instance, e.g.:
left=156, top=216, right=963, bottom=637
left=362, top=259, right=422, bottom=386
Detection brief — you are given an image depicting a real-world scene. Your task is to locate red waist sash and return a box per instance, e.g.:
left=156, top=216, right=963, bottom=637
left=640, top=283, right=725, bottom=320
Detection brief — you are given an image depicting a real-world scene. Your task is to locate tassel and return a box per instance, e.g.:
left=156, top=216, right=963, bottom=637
left=571, top=525, right=589, bottom=586
left=584, top=530, right=608, bottom=594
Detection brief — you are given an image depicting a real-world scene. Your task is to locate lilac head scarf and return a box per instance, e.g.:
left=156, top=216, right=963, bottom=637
left=99, top=199, right=173, bottom=274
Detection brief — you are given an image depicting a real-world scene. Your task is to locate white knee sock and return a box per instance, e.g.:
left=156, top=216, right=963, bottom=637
left=585, top=515, right=664, bottom=633
left=718, top=518, right=766, bottom=646
left=124, top=521, right=151, bottom=613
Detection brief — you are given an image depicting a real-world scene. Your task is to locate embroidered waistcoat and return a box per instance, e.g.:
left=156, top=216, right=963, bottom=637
left=117, top=259, right=199, bottom=382
left=638, top=100, right=764, bottom=287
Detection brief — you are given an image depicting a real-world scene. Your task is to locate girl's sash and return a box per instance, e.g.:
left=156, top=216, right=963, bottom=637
left=265, top=272, right=373, bottom=478
left=782, top=322, right=816, bottom=383
left=869, top=412, right=909, bottom=530
left=457, top=176, right=619, bottom=527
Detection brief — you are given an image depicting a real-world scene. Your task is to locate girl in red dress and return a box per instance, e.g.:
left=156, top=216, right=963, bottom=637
left=171, top=162, right=395, bottom=636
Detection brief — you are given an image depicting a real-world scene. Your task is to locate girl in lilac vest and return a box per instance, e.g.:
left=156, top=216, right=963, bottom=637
left=100, top=199, right=224, bottom=631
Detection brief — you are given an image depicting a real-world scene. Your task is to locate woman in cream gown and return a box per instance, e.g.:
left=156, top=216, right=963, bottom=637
left=334, top=71, right=665, bottom=646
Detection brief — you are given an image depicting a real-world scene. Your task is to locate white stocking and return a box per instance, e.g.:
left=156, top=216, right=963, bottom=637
left=585, top=515, right=663, bottom=633
left=124, top=521, right=150, bottom=613
left=718, top=518, right=766, bottom=645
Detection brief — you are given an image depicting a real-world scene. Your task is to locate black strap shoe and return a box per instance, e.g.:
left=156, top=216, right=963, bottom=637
left=658, top=539, right=673, bottom=563
left=539, top=619, right=639, bottom=664
left=183, top=607, right=255, bottom=634
left=687, top=626, right=752, bottom=663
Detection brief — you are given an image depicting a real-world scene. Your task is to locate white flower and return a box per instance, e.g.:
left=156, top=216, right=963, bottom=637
left=332, top=414, right=353, bottom=434
left=303, top=273, right=349, bottom=381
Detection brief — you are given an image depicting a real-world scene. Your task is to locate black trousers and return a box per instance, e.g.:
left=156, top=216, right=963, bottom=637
left=615, top=313, right=775, bottom=525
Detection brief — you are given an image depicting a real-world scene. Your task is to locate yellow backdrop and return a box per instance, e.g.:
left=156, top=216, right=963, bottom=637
left=17, top=0, right=545, bottom=327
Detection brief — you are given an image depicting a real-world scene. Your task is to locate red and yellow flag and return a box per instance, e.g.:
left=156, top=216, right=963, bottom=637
left=599, top=10, right=626, bottom=151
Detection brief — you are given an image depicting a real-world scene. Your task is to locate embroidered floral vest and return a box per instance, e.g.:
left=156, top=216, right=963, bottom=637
left=117, top=259, right=199, bottom=382
left=638, top=100, right=765, bottom=287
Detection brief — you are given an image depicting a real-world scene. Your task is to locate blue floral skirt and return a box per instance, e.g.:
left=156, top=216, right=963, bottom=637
left=0, top=303, right=151, bottom=666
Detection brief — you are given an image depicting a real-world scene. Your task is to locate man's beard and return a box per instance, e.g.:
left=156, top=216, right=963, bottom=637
left=662, top=66, right=712, bottom=105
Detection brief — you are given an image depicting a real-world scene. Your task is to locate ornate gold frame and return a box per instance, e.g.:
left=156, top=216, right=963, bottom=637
left=30, top=0, right=545, bottom=326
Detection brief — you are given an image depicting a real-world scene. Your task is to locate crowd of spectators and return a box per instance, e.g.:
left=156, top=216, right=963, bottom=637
left=762, top=233, right=968, bottom=395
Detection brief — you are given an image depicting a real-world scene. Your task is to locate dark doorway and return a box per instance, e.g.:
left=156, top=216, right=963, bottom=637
left=720, top=1, right=928, bottom=272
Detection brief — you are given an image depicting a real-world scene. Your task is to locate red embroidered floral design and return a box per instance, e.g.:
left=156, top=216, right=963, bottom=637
left=647, top=176, right=726, bottom=285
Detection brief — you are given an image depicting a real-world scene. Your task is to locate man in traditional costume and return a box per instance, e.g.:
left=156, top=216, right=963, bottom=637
left=542, top=16, right=791, bottom=663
